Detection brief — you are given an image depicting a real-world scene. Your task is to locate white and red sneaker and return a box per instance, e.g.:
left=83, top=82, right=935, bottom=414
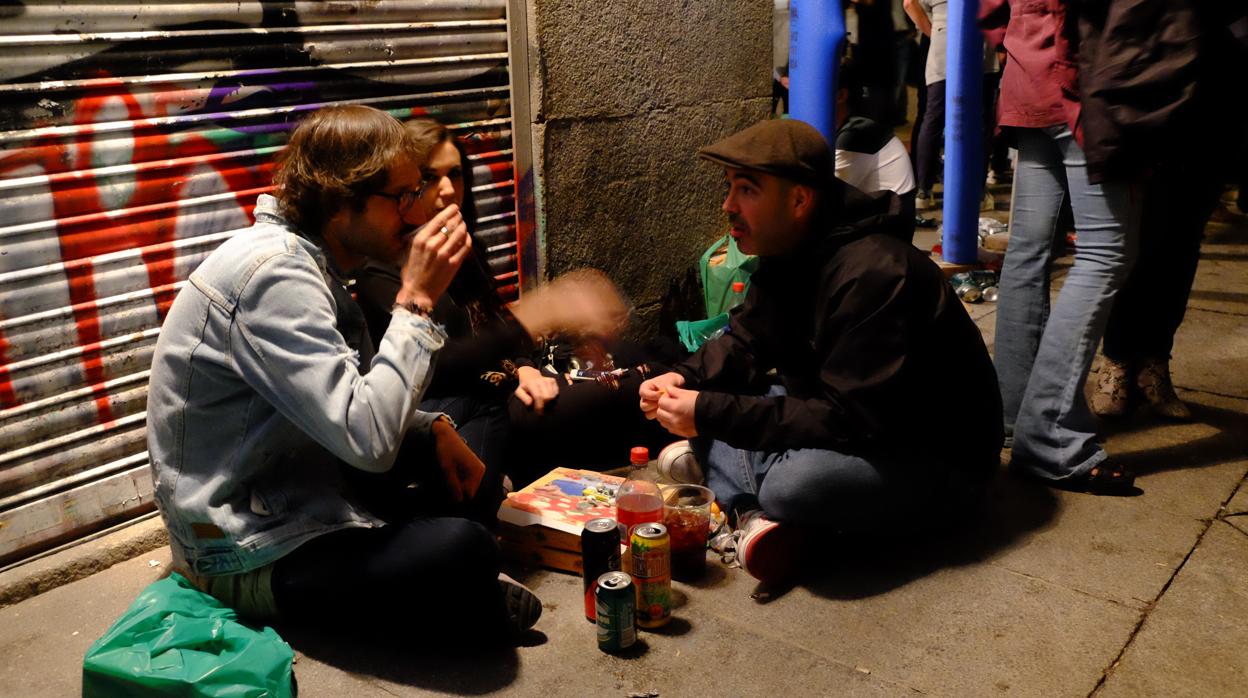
left=731, top=509, right=803, bottom=585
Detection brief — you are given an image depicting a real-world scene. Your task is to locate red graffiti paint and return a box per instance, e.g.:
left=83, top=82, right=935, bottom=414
left=0, top=75, right=269, bottom=418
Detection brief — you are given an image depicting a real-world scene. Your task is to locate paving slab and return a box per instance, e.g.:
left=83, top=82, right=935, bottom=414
left=1186, top=218, right=1248, bottom=316
left=982, top=481, right=1207, bottom=610
left=281, top=563, right=915, bottom=698
left=721, top=551, right=1141, bottom=697
left=1095, top=521, right=1248, bottom=698
left=1222, top=478, right=1248, bottom=539
left=0, top=547, right=170, bottom=697
left=1101, top=390, right=1248, bottom=520
left=1168, top=309, right=1248, bottom=401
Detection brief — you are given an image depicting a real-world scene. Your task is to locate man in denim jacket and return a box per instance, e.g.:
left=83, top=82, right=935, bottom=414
left=147, top=105, right=541, bottom=638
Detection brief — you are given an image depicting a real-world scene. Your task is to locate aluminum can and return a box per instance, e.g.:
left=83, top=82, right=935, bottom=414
left=955, top=283, right=983, bottom=303
left=630, top=523, right=672, bottom=628
left=596, top=571, right=637, bottom=652
left=582, top=518, right=621, bottom=622
left=970, top=269, right=1000, bottom=287
left=949, top=272, right=977, bottom=288
left=981, top=285, right=1000, bottom=303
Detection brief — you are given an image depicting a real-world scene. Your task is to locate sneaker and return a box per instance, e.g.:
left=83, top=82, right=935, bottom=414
left=657, top=440, right=703, bottom=484
left=498, top=573, right=542, bottom=632
left=980, top=190, right=996, bottom=212
left=734, top=509, right=802, bottom=585
left=1136, top=357, right=1192, bottom=421
left=1091, top=358, right=1132, bottom=418
left=915, top=190, right=935, bottom=211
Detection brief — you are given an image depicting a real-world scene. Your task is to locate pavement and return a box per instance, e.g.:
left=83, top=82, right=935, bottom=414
left=2, top=191, right=1247, bottom=697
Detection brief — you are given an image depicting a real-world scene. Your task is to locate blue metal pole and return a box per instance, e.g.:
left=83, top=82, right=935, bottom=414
left=942, top=0, right=984, bottom=264
left=788, top=0, right=845, bottom=144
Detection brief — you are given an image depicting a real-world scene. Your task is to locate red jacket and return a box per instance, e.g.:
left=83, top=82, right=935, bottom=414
left=980, top=0, right=1082, bottom=140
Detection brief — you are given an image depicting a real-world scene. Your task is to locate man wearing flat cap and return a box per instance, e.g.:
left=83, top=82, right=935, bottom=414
left=640, top=119, right=1002, bottom=585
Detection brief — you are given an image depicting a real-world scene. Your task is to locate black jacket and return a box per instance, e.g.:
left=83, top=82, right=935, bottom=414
left=675, top=181, right=1003, bottom=473
left=1075, top=0, right=1247, bottom=183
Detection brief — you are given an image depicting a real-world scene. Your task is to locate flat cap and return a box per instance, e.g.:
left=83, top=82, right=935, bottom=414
left=698, top=119, right=832, bottom=185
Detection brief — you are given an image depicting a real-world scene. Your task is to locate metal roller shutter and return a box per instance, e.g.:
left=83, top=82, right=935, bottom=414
left=0, top=0, right=531, bottom=567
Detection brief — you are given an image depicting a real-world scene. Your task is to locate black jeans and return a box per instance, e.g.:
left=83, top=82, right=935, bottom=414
left=915, top=80, right=946, bottom=192
left=1102, top=162, right=1223, bottom=363
left=339, top=392, right=509, bottom=528
left=916, top=76, right=1000, bottom=193
left=271, top=517, right=508, bottom=639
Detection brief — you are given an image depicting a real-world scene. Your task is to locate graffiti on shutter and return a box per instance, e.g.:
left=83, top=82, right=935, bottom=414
left=0, top=0, right=524, bottom=567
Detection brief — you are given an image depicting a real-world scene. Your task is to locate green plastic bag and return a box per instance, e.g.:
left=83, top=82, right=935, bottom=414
left=675, top=312, right=731, bottom=353
left=83, top=573, right=295, bottom=698
left=673, top=234, right=758, bottom=352
left=699, top=233, right=757, bottom=317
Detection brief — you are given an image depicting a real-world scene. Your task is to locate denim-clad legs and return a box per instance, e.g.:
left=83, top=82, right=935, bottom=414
left=691, top=390, right=983, bottom=530
left=994, top=126, right=1139, bottom=481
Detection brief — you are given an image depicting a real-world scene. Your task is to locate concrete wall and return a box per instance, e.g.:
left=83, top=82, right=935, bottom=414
left=522, top=0, right=773, bottom=334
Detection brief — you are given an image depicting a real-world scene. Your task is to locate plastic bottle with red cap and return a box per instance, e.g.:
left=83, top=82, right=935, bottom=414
left=707, top=280, right=748, bottom=342
left=615, top=446, right=663, bottom=541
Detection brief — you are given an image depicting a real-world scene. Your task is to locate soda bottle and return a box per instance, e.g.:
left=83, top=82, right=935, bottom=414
left=615, top=447, right=663, bottom=541
left=706, top=280, right=748, bottom=342
left=728, top=280, right=747, bottom=309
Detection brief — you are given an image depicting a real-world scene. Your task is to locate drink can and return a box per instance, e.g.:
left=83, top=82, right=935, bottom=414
left=630, top=523, right=672, bottom=628
left=955, top=282, right=983, bottom=303
left=950, top=272, right=976, bottom=288
left=582, top=518, right=621, bottom=622
left=982, top=285, right=1000, bottom=303
left=596, top=571, right=636, bottom=652
left=970, top=269, right=999, bottom=287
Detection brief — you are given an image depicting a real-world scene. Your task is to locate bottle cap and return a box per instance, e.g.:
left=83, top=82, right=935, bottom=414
left=629, top=446, right=650, bottom=464
left=732, top=281, right=745, bottom=293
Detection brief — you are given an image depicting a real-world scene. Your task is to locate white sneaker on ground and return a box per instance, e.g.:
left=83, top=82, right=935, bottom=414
left=915, top=190, right=936, bottom=211
left=980, top=190, right=996, bottom=212
left=657, top=440, right=703, bottom=484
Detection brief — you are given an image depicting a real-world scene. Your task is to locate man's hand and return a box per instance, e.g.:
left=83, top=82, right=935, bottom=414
left=431, top=417, right=485, bottom=503
left=514, top=365, right=560, bottom=414
left=639, top=372, right=686, bottom=421
left=395, top=204, right=472, bottom=309
left=655, top=384, right=699, bottom=438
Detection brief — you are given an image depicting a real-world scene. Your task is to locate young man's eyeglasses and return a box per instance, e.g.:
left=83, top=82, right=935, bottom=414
left=370, top=182, right=427, bottom=215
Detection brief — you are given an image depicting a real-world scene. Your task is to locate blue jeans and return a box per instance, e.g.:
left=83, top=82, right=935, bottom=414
left=994, top=126, right=1139, bottom=481
left=692, top=391, right=983, bottom=530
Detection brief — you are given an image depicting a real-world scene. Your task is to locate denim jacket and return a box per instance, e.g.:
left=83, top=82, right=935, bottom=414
left=147, top=194, right=446, bottom=576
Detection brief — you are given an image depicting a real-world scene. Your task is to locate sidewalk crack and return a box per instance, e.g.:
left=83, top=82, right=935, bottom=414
left=1088, top=468, right=1248, bottom=697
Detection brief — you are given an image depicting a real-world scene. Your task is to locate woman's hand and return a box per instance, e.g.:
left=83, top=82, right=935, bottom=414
left=514, top=366, right=560, bottom=414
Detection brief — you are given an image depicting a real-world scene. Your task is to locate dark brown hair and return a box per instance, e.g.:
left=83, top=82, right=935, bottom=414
left=403, top=118, right=498, bottom=315
left=274, top=105, right=425, bottom=233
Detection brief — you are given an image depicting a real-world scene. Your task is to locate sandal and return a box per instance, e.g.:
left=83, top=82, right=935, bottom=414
left=1053, top=463, right=1139, bottom=496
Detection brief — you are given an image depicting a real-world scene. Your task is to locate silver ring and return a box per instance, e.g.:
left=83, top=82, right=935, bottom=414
left=439, top=225, right=449, bottom=236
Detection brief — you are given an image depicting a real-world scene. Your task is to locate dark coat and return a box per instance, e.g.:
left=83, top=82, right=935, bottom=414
left=674, top=181, right=1003, bottom=475
left=981, top=0, right=1239, bottom=183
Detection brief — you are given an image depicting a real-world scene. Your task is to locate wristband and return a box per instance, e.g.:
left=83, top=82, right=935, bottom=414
left=393, top=299, right=434, bottom=318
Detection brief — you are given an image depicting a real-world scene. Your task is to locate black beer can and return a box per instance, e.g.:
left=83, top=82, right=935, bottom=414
left=582, top=518, right=621, bottom=622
